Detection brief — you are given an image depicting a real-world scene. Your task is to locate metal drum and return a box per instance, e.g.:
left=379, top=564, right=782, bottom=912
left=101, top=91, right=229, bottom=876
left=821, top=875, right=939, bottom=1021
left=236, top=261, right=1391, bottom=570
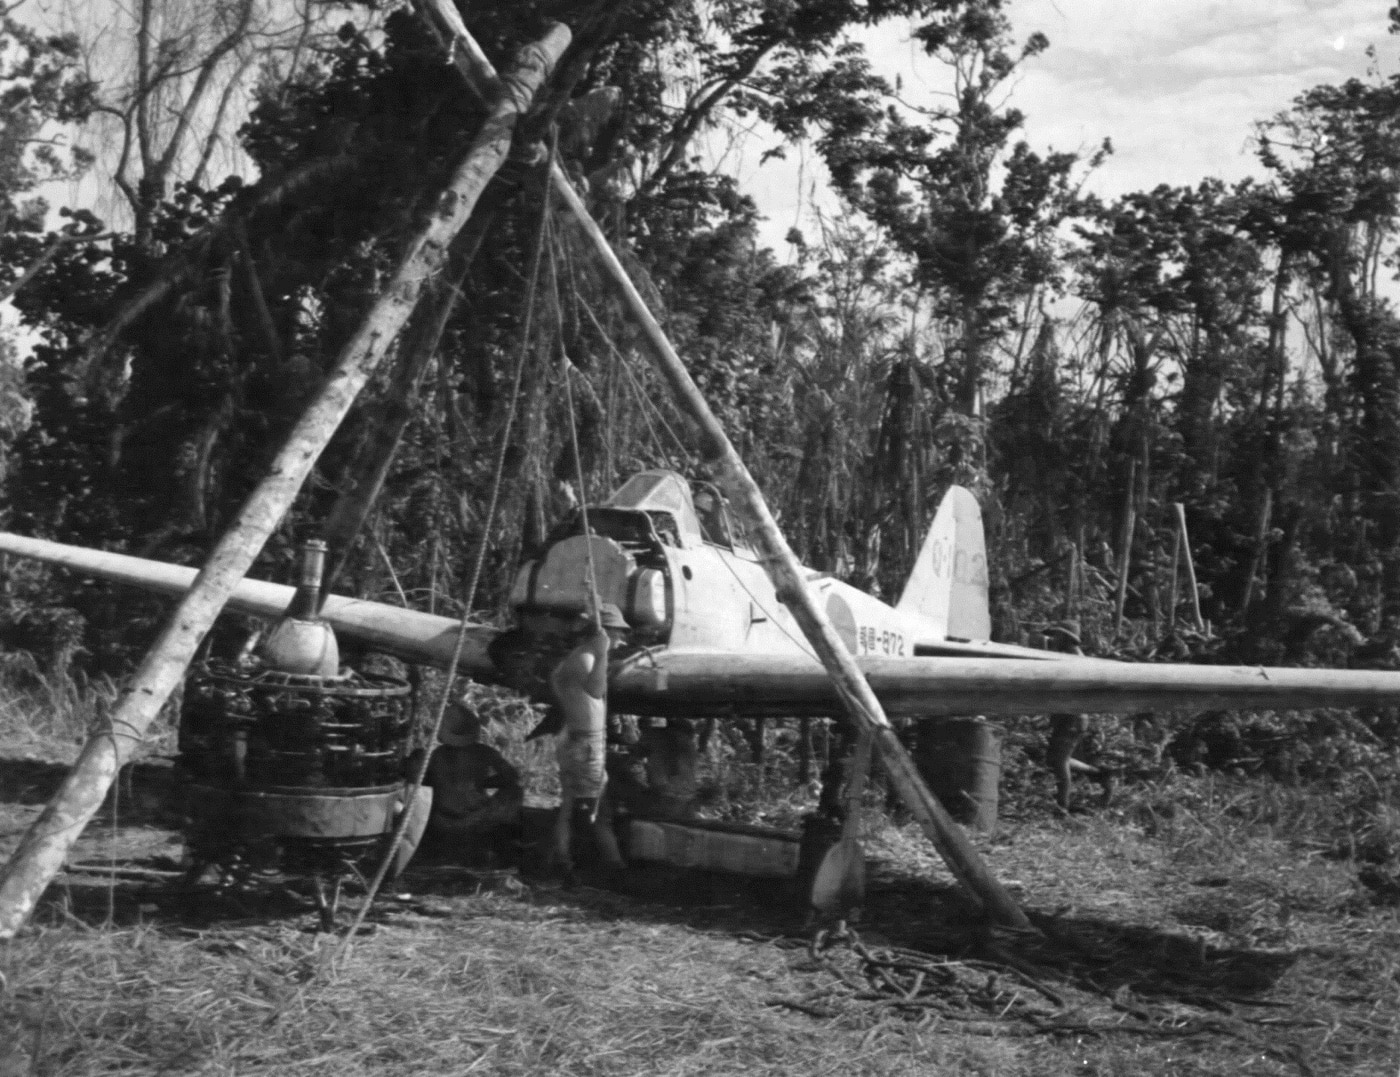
left=913, top=716, right=1001, bottom=834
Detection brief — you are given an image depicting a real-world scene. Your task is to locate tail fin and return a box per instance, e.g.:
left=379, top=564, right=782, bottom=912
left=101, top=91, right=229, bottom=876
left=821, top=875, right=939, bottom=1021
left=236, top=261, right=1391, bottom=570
left=896, top=486, right=991, bottom=641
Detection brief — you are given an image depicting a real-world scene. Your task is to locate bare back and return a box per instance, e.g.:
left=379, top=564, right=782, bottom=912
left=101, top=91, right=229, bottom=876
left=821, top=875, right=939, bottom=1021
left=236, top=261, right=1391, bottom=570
left=550, top=629, right=610, bottom=735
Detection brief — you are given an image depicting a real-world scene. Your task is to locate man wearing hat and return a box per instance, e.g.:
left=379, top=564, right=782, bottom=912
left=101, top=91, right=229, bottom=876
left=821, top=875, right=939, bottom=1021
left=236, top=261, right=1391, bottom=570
left=1043, top=622, right=1114, bottom=810
left=548, top=602, right=629, bottom=879
left=422, top=700, right=523, bottom=864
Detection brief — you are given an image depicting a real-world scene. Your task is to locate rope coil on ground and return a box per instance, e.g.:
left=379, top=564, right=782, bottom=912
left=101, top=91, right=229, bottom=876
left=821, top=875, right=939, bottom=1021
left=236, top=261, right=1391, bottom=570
left=797, top=922, right=1065, bottom=1021
left=761, top=922, right=1293, bottom=1047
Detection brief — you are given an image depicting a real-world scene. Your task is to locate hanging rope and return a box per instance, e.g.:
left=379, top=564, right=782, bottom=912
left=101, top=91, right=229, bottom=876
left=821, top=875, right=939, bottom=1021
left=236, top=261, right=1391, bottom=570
left=546, top=205, right=602, bottom=627
left=562, top=230, right=691, bottom=470
left=574, top=290, right=690, bottom=469
left=337, top=163, right=557, bottom=963
left=556, top=215, right=816, bottom=661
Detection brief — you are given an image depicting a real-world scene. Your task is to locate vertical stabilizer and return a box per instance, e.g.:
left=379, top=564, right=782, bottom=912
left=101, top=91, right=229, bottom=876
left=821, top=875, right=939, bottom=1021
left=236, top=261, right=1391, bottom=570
left=896, top=486, right=992, bottom=641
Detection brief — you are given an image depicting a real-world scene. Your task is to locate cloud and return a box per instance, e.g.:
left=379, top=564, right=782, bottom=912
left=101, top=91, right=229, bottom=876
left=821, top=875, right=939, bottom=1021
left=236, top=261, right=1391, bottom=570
left=1007, top=0, right=1399, bottom=195
left=742, top=0, right=1400, bottom=248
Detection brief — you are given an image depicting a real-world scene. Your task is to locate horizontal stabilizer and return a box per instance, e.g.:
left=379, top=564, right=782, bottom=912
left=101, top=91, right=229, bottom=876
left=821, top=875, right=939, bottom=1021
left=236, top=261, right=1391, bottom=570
left=611, top=650, right=1400, bottom=719
left=0, top=533, right=500, bottom=676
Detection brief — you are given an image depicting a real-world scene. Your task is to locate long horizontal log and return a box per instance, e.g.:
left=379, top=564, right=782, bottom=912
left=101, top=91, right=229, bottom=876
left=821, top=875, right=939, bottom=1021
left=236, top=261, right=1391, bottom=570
left=0, top=533, right=497, bottom=675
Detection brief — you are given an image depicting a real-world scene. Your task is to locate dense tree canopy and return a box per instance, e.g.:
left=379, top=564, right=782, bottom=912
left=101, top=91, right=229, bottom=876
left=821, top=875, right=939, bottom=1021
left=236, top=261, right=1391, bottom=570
left=3, top=0, right=1400, bottom=710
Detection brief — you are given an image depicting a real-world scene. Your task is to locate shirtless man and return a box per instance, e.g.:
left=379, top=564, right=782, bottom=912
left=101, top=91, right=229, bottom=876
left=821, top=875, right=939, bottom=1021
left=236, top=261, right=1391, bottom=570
left=422, top=702, right=523, bottom=864
left=549, top=603, right=628, bottom=879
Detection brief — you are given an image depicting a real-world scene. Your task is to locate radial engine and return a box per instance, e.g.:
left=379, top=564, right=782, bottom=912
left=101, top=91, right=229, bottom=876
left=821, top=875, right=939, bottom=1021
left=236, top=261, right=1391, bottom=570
left=176, top=541, right=428, bottom=922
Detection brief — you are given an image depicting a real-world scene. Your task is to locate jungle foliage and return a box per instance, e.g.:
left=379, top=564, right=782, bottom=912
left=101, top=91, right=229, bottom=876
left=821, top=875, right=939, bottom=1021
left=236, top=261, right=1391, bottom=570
left=2, top=0, right=1400, bottom=758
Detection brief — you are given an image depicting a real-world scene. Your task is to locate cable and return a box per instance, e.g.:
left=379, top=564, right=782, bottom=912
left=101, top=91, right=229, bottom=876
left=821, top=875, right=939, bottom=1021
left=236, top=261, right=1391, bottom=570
left=563, top=239, right=691, bottom=467
left=559, top=234, right=817, bottom=662
left=337, top=164, right=554, bottom=963
left=547, top=208, right=602, bottom=625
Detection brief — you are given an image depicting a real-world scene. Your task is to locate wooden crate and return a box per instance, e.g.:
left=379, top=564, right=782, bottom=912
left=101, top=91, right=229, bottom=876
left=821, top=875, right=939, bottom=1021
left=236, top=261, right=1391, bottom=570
left=627, top=818, right=801, bottom=877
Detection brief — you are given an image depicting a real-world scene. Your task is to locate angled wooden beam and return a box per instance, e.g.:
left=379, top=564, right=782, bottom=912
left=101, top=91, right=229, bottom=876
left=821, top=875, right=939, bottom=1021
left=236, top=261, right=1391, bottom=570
left=419, top=8, right=1028, bottom=928
left=0, top=23, right=571, bottom=939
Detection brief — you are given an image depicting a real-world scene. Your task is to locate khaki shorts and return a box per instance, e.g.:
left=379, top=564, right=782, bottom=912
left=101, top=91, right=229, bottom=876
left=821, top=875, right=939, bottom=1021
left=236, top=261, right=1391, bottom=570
left=557, top=730, right=607, bottom=800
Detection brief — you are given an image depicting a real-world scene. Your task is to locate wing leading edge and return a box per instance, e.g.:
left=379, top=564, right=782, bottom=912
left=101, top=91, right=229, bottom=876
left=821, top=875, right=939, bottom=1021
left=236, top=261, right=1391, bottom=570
left=0, top=533, right=499, bottom=676
left=610, top=650, right=1400, bottom=719
left=9, top=531, right=1400, bottom=722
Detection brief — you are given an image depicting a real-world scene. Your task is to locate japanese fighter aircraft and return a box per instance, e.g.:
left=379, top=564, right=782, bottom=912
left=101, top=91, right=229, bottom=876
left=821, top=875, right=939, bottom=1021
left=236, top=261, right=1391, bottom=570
left=5, top=470, right=1400, bottom=717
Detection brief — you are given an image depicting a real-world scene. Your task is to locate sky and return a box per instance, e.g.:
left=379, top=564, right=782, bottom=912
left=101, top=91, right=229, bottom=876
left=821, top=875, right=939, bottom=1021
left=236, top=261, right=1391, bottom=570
left=738, top=0, right=1400, bottom=252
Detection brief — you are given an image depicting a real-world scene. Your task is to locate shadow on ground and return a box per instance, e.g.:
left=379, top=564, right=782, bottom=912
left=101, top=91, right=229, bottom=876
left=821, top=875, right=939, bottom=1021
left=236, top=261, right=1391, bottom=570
left=4, top=762, right=1295, bottom=1011
left=0, top=756, right=178, bottom=824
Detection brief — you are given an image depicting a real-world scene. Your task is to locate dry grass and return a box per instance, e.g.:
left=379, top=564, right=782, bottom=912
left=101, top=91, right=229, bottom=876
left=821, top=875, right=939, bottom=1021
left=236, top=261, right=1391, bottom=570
left=2, top=678, right=1399, bottom=1075
left=3, top=789, right=1396, bottom=1076
left=2, top=887, right=1010, bottom=1076
left=0, top=656, right=127, bottom=763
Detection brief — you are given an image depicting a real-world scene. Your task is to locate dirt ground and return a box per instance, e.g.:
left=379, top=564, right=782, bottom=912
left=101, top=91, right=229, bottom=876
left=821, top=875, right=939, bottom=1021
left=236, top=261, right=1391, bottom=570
left=1, top=752, right=1397, bottom=1076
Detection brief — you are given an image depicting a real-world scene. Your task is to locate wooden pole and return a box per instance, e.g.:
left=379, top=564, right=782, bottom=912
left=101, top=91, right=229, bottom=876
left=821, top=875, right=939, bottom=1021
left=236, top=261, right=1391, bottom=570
left=0, top=26, right=570, bottom=939
left=421, top=3, right=1029, bottom=928
left=1174, top=503, right=1206, bottom=633
left=1240, top=488, right=1273, bottom=614
left=1113, top=457, right=1137, bottom=637
left=1167, top=521, right=1181, bottom=635
left=549, top=113, right=1027, bottom=933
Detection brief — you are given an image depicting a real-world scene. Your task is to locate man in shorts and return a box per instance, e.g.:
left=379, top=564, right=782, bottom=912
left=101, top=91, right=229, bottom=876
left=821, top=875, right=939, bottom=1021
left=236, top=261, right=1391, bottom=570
left=1043, top=622, right=1115, bottom=810
left=549, top=603, right=629, bottom=879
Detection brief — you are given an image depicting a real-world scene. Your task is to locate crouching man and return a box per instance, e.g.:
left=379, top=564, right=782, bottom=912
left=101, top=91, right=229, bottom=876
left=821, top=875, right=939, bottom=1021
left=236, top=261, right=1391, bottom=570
left=549, top=604, right=628, bottom=881
left=611, top=717, right=700, bottom=822
left=421, top=702, right=524, bottom=865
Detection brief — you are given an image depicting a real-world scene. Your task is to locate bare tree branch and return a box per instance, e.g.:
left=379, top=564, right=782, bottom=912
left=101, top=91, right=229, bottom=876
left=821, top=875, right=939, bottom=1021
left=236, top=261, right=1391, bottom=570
left=0, top=225, right=113, bottom=304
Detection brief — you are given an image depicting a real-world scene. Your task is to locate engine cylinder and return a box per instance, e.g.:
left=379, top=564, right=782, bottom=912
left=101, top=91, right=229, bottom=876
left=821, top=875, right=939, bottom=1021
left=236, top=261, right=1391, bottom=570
left=178, top=661, right=412, bottom=874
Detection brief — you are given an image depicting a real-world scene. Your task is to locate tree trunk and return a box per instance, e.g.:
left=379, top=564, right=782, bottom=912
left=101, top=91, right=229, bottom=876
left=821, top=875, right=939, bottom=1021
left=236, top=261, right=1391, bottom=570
left=1175, top=503, right=1206, bottom=633
left=319, top=202, right=501, bottom=597
left=747, top=715, right=767, bottom=765
left=1113, top=458, right=1137, bottom=636
left=0, top=25, right=571, bottom=939
left=797, top=715, right=813, bottom=786
left=1167, top=525, right=1181, bottom=637
left=1240, top=488, right=1273, bottom=614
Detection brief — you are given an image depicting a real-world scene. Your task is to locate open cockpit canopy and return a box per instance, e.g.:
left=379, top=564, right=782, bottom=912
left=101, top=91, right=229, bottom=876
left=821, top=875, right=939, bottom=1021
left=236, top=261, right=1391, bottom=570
left=603, top=470, right=705, bottom=546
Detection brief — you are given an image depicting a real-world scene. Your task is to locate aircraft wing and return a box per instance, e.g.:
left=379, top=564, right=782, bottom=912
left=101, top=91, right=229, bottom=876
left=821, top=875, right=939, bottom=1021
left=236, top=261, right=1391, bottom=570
left=0, top=533, right=500, bottom=676
left=610, top=649, right=1400, bottom=719
left=9, top=531, right=1400, bottom=721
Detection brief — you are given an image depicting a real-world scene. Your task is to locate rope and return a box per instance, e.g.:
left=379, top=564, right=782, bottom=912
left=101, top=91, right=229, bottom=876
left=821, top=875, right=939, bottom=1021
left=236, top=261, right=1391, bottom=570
left=547, top=194, right=608, bottom=824
left=570, top=260, right=690, bottom=468
left=336, top=164, right=555, bottom=964
left=560, top=234, right=818, bottom=660
left=547, top=207, right=602, bottom=628
left=773, top=923, right=1066, bottom=1021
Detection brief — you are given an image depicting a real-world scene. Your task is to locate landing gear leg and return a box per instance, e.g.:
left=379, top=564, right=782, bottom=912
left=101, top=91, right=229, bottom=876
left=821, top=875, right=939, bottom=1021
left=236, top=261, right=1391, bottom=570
left=313, top=875, right=343, bottom=932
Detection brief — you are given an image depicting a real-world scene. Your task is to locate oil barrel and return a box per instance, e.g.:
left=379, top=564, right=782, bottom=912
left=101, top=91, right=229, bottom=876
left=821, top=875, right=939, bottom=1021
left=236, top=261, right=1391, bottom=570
left=912, top=716, right=1000, bottom=834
